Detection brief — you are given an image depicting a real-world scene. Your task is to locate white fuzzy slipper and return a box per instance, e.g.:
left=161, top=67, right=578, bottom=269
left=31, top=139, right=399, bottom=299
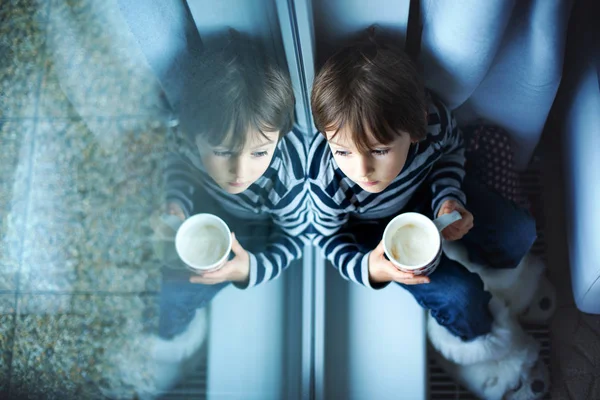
left=150, top=307, right=208, bottom=363
left=428, top=296, right=544, bottom=399
left=427, top=296, right=516, bottom=365
left=518, top=274, right=557, bottom=325
left=504, top=356, right=550, bottom=400
left=100, top=308, right=209, bottom=399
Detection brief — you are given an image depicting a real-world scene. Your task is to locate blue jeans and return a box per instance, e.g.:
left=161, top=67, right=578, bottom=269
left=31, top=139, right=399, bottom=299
left=158, top=269, right=229, bottom=339
left=352, top=176, right=537, bottom=341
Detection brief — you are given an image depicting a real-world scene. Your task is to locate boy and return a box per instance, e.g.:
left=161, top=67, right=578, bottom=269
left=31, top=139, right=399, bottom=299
left=158, top=30, right=310, bottom=340
left=308, top=33, right=548, bottom=398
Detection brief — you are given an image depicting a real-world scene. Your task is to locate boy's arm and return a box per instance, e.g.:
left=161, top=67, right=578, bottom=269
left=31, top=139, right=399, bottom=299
left=310, top=183, right=388, bottom=290
left=236, top=184, right=311, bottom=289
left=428, top=106, right=467, bottom=217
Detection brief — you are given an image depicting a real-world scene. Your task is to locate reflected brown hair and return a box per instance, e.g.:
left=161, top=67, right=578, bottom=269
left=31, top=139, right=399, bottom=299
left=179, top=29, right=295, bottom=152
left=311, top=29, right=427, bottom=152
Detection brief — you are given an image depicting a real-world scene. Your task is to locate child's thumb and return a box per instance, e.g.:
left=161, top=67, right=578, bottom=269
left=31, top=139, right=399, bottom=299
left=374, top=239, right=386, bottom=256
left=230, top=232, right=244, bottom=255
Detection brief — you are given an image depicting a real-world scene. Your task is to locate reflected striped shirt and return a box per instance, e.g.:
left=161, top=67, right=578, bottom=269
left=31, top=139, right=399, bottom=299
left=165, top=127, right=311, bottom=288
left=308, top=95, right=466, bottom=289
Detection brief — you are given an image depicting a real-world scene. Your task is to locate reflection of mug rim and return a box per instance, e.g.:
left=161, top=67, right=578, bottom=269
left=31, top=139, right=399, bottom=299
left=175, top=213, right=232, bottom=271
left=382, top=212, right=441, bottom=271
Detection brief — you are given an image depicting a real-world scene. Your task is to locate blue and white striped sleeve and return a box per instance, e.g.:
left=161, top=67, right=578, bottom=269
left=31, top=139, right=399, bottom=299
left=241, top=183, right=311, bottom=289
left=310, top=183, right=386, bottom=290
left=428, top=102, right=467, bottom=217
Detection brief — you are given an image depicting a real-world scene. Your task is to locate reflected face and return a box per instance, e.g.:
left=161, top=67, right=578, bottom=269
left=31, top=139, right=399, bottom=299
left=197, top=130, right=280, bottom=194
left=325, top=128, right=413, bottom=193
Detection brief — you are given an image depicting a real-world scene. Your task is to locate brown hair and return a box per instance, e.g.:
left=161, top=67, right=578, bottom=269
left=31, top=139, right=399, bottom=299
left=179, top=29, right=295, bottom=152
left=311, top=29, right=427, bottom=153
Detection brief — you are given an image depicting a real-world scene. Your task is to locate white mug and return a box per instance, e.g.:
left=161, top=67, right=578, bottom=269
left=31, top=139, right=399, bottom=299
left=175, top=213, right=232, bottom=272
left=382, top=210, right=462, bottom=276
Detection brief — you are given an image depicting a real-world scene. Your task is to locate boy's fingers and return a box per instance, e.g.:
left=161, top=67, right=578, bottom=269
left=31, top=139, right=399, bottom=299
left=445, top=224, right=460, bottom=233
left=446, top=232, right=462, bottom=241
left=167, top=203, right=186, bottom=221
left=189, top=267, right=230, bottom=283
left=443, top=205, right=456, bottom=214
left=442, top=230, right=459, bottom=240
left=190, top=277, right=223, bottom=284
left=395, top=275, right=430, bottom=285
left=459, top=217, right=473, bottom=230
left=440, top=200, right=460, bottom=215
left=190, top=262, right=230, bottom=280
left=391, top=268, right=415, bottom=281
left=190, top=275, right=214, bottom=283
left=442, top=227, right=459, bottom=238
left=196, top=266, right=229, bottom=279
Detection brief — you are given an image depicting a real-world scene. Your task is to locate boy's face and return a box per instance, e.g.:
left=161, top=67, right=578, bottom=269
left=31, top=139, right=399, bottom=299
left=326, top=127, right=413, bottom=193
left=197, top=130, right=280, bottom=194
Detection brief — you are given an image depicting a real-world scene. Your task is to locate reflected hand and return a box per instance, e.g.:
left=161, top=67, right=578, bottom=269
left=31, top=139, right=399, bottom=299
left=437, top=199, right=474, bottom=241
left=368, top=240, right=430, bottom=285
left=189, top=233, right=250, bottom=285
left=166, top=202, right=186, bottom=221
left=150, top=202, right=186, bottom=238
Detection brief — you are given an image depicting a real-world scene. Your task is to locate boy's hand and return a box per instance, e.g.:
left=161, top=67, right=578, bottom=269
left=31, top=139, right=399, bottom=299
left=189, top=233, right=250, bottom=285
left=149, top=202, right=186, bottom=237
left=437, top=199, right=474, bottom=241
left=368, top=240, right=430, bottom=285
left=167, top=202, right=186, bottom=221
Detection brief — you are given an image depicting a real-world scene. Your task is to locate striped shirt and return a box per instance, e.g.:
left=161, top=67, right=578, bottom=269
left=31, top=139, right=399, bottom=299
left=165, top=126, right=311, bottom=288
left=307, top=95, right=466, bottom=289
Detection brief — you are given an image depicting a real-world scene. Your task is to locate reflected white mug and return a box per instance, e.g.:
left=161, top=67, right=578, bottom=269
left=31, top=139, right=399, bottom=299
left=175, top=213, right=232, bottom=273
left=382, top=211, right=462, bottom=276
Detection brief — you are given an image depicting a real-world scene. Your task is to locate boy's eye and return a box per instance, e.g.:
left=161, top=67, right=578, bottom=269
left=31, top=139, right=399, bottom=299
left=372, top=149, right=390, bottom=156
left=252, top=151, right=269, bottom=158
left=335, top=150, right=350, bottom=157
left=213, top=150, right=233, bottom=158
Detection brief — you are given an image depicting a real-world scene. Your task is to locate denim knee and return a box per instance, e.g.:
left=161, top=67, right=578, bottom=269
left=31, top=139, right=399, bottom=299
left=462, top=177, right=537, bottom=269
left=158, top=269, right=228, bottom=339
left=407, top=259, right=494, bottom=341
left=432, top=284, right=493, bottom=341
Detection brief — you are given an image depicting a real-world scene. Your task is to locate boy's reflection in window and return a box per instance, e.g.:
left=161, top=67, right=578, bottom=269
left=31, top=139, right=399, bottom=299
left=158, top=30, right=310, bottom=339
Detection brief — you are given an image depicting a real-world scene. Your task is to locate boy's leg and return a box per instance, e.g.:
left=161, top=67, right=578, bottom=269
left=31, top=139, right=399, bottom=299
left=460, top=176, right=537, bottom=269
left=158, top=267, right=229, bottom=339
left=448, top=176, right=555, bottom=325
left=346, top=204, right=547, bottom=397
left=398, top=254, right=493, bottom=341
left=408, top=256, right=546, bottom=399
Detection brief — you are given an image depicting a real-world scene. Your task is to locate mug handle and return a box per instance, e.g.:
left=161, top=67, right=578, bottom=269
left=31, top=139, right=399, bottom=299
left=433, top=210, right=462, bottom=232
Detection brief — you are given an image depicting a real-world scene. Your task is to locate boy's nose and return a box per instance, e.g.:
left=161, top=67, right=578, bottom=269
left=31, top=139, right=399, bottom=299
left=229, top=157, right=248, bottom=179
left=356, top=156, right=375, bottom=178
